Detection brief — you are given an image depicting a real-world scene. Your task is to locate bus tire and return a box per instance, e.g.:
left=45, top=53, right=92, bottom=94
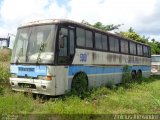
left=71, top=72, right=88, bottom=95
left=137, top=70, right=142, bottom=79
left=131, top=70, right=136, bottom=80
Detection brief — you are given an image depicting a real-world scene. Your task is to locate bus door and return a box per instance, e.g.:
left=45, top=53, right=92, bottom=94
left=55, top=26, right=75, bottom=95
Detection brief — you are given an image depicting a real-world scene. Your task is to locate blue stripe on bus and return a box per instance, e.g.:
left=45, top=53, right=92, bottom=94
left=68, top=66, right=151, bottom=76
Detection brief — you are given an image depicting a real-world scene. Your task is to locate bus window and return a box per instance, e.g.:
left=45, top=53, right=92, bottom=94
left=130, top=42, right=136, bottom=55
left=102, top=35, right=108, bottom=51
left=95, top=33, right=102, bottom=50
left=76, top=28, right=85, bottom=47
left=109, top=36, right=119, bottom=52
left=137, top=44, right=143, bottom=56
left=86, top=30, right=93, bottom=48
left=69, top=30, right=75, bottom=55
left=143, top=46, right=148, bottom=57
left=121, top=39, right=128, bottom=53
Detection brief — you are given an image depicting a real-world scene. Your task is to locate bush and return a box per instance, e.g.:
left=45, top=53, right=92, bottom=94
left=122, top=65, right=131, bottom=87
left=105, top=80, right=115, bottom=89
left=0, top=48, right=10, bottom=86
left=0, top=65, right=10, bottom=86
left=0, top=86, right=5, bottom=95
left=0, top=48, right=11, bottom=62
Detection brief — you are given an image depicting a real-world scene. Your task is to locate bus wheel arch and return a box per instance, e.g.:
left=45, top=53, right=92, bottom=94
left=131, top=70, right=137, bottom=80
left=71, top=71, right=88, bottom=95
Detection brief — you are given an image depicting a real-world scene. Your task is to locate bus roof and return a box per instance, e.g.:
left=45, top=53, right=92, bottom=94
left=19, top=19, right=149, bottom=47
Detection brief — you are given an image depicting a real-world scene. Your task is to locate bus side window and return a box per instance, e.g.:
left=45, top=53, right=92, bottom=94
left=121, top=39, right=128, bottom=54
left=109, top=36, right=119, bottom=52
left=95, top=33, right=102, bottom=50
left=86, top=30, right=93, bottom=48
left=102, top=35, right=108, bottom=51
left=130, top=42, right=136, bottom=55
left=76, top=28, right=85, bottom=47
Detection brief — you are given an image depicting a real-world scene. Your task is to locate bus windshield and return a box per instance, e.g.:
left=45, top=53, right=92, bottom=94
left=11, top=25, right=56, bottom=64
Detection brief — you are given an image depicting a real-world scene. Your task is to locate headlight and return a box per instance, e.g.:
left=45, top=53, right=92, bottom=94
left=38, top=75, right=52, bottom=81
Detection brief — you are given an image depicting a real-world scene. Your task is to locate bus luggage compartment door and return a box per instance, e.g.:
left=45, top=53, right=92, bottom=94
left=55, top=66, right=68, bottom=95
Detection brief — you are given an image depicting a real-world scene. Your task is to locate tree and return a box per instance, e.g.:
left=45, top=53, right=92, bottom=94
left=119, top=27, right=148, bottom=43
left=81, top=20, right=160, bottom=54
left=81, top=20, right=122, bottom=31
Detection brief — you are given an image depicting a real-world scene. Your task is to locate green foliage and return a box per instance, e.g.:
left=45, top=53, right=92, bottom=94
left=0, top=86, right=4, bottom=95
left=105, top=80, right=115, bottom=89
left=118, top=27, right=160, bottom=54
left=71, top=72, right=88, bottom=98
left=81, top=20, right=122, bottom=31
left=148, top=40, right=160, bottom=54
left=0, top=65, right=10, bottom=85
left=92, top=22, right=122, bottom=31
left=122, top=65, right=131, bottom=85
left=119, top=27, right=148, bottom=43
left=0, top=78, right=159, bottom=117
left=37, top=42, right=46, bottom=63
left=0, top=48, right=11, bottom=62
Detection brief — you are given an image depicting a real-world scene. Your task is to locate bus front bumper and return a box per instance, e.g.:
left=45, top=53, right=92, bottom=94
left=10, top=78, right=55, bottom=96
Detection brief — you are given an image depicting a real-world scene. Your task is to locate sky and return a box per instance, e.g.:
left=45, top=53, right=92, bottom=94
left=0, top=0, right=160, bottom=47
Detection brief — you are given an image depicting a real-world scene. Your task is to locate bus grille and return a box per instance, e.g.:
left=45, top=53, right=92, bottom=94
left=18, top=83, right=36, bottom=89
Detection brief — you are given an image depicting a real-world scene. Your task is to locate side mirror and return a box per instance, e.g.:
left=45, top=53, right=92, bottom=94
left=7, top=37, right=10, bottom=47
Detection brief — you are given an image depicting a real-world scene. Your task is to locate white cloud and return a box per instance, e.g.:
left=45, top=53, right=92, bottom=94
left=0, top=0, right=159, bottom=44
left=0, top=0, right=68, bottom=47
left=68, top=0, right=156, bottom=33
left=0, top=0, right=68, bottom=36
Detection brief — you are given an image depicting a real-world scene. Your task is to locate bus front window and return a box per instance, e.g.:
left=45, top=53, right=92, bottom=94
left=11, top=28, right=30, bottom=63
left=11, top=25, right=56, bottom=64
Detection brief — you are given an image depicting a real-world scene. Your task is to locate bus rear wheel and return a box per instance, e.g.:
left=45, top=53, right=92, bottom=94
left=71, top=72, right=88, bottom=96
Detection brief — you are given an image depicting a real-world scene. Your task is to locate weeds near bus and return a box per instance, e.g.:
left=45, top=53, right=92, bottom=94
left=71, top=72, right=89, bottom=98
left=0, top=64, right=10, bottom=85
left=0, top=49, right=160, bottom=117
left=0, top=49, right=11, bottom=62
left=0, top=49, right=10, bottom=95
left=105, top=80, right=115, bottom=89
left=0, top=78, right=159, bottom=118
left=122, top=65, right=131, bottom=86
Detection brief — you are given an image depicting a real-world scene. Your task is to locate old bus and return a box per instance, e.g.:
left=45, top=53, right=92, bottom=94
left=10, top=19, right=151, bottom=96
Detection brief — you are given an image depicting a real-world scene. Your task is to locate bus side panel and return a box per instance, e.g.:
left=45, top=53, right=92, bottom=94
left=72, top=48, right=151, bottom=66
left=69, top=48, right=151, bottom=88
left=68, top=65, right=151, bottom=88
left=55, top=66, right=68, bottom=95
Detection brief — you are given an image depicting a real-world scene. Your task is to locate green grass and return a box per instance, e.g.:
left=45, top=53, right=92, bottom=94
left=0, top=50, right=159, bottom=119
left=0, top=78, right=159, bottom=116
